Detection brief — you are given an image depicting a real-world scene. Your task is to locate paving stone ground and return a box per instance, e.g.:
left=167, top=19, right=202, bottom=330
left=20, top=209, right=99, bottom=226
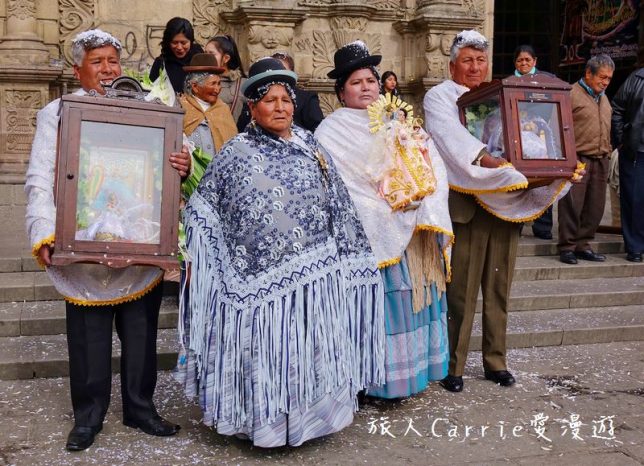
left=1, top=341, right=642, bottom=466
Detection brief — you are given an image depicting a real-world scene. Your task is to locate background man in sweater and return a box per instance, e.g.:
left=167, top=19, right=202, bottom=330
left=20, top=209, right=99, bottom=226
left=558, top=54, right=614, bottom=265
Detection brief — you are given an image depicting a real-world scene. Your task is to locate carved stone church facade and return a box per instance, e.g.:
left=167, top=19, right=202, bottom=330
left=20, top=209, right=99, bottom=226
left=0, top=0, right=494, bottom=183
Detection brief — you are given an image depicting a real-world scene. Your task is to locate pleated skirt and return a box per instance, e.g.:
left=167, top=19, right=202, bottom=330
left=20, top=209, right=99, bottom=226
left=366, top=254, right=449, bottom=399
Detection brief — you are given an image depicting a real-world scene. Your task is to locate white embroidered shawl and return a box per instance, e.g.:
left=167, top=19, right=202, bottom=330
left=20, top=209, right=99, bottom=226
left=423, top=80, right=570, bottom=221
left=315, top=107, right=453, bottom=274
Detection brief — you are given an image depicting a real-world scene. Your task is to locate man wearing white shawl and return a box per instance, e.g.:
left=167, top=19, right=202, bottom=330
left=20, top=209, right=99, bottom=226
left=25, top=29, right=187, bottom=450
left=423, top=30, right=571, bottom=393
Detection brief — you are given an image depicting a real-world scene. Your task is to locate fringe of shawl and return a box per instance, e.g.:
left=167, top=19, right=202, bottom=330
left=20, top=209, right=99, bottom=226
left=405, top=231, right=447, bottom=313
left=179, top=200, right=385, bottom=429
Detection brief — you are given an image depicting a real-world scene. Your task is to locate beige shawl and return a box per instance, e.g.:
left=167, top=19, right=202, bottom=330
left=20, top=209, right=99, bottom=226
left=180, top=95, right=238, bottom=152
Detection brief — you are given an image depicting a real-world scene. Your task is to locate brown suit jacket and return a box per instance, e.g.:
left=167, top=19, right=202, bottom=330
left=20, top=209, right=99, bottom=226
left=448, top=190, right=477, bottom=224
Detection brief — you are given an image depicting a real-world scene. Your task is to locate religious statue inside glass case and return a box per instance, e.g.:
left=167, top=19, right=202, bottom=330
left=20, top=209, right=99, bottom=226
left=52, top=80, right=184, bottom=269
left=458, top=74, right=577, bottom=184
left=75, top=122, right=165, bottom=244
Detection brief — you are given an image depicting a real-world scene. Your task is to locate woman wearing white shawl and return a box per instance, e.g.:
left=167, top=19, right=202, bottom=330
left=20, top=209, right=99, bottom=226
left=316, top=42, right=453, bottom=399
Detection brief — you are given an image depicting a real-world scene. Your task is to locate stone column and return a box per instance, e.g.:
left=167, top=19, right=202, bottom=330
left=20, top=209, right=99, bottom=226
left=0, top=0, right=61, bottom=182
left=0, top=0, right=50, bottom=65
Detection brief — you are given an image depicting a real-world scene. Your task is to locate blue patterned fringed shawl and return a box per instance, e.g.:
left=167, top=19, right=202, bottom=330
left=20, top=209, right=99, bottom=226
left=178, top=122, right=385, bottom=429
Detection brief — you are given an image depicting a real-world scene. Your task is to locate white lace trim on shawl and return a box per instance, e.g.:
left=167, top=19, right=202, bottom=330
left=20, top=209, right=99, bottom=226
left=424, top=80, right=570, bottom=221
left=315, top=107, right=454, bottom=270
left=24, top=89, right=163, bottom=305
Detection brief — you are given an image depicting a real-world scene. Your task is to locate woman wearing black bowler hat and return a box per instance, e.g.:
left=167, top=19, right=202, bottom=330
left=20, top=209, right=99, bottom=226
left=316, top=41, right=453, bottom=400
left=175, top=57, right=385, bottom=447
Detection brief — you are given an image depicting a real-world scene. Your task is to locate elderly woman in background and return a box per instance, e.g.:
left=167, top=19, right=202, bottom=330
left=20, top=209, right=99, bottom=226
left=180, top=53, right=238, bottom=165
left=315, top=42, right=453, bottom=399
left=175, top=53, right=238, bottom=275
left=175, top=57, right=385, bottom=447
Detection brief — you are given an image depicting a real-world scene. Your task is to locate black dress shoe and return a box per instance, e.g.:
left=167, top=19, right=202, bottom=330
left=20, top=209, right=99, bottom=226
left=559, top=251, right=578, bottom=265
left=532, top=229, right=553, bottom=240
left=66, top=425, right=101, bottom=451
left=439, top=375, right=463, bottom=392
left=484, top=370, right=516, bottom=387
left=626, top=252, right=643, bottom=262
left=575, top=249, right=605, bottom=262
left=123, top=415, right=180, bottom=436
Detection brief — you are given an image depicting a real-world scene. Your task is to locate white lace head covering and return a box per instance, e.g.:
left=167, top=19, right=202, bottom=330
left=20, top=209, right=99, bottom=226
left=71, top=29, right=122, bottom=66
left=450, top=30, right=489, bottom=63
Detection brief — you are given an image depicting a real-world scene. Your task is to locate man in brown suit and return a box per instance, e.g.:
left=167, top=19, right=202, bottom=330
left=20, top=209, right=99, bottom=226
left=558, top=54, right=614, bottom=264
left=424, top=31, right=572, bottom=393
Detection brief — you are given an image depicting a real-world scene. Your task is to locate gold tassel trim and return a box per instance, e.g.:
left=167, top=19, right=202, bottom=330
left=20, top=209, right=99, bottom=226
left=63, top=273, right=164, bottom=307
left=31, top=234, right=55, bottom=269
left=414, top=224, right=454, bottom=283
left=405, top=230, right=447, bottom=313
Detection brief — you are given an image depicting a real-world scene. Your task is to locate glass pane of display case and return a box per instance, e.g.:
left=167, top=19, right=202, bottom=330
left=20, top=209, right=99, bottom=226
left=463, top=96, right=506, bottom=158
left=75, top=121, right=164, bottom=244
left=517, top=101, right=564, bottom=160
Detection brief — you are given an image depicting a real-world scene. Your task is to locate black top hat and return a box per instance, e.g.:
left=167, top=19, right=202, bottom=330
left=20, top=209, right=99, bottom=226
left=183, top=53, right=226, bottom=73
left=242, top=57, right=298, bottom=98
left=327, top=40, right=382, bottom=79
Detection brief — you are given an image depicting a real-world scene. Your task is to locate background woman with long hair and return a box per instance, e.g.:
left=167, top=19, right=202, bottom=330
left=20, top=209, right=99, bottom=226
left=149, top=17, right=203, bottom=95
left=205, top=35, right=247, bottom=123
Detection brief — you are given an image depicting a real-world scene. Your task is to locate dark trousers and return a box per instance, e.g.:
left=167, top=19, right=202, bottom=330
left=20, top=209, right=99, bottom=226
left=66, top=283, right=163, bottom=427
left=558, top=155, right=609, bottom=252
left=446, top=205, right=519, bottom=376
left=620, top=151, right=644, bottom=254
left=532, top=206, right=553, bottom=235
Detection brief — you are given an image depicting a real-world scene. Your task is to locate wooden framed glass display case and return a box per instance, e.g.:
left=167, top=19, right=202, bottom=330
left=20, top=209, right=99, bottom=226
left=457, top=74, right=577, bottom=185
left=51, top=92, right=184, bottom=269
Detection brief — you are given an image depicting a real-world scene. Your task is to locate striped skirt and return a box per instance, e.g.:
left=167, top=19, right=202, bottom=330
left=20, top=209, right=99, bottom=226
left=367, top=254, right=449, bottom=399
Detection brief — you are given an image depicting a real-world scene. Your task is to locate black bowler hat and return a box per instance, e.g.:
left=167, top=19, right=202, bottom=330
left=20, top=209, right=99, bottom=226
left=327, top=40, right=382, bottom=79
left=241, top=57, right=297, bottom=98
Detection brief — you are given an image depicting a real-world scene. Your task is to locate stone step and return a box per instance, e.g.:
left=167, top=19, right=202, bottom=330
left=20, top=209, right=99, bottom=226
left=516, top=233, right=624, bottom=257
left=0, top=270, right=179, bottom=303
left=514, top=253, right=644, bottom=281
left=1, top=255, right=637, bottom=305
left=2, top=276, right=642, bottom=337
left=0, top=234, right=627, bottom=275
left=470, top=305, right=644, bottom=350
left=0, top=254, right=39, bottom=273
left=1, top=305, right=641, bottom=380
left=0, top=270, right=60, bottom=302
left=0, top=297, right=179, bottom=337
left=477, top=276, right=644, bottom=312
left=0, top=328, right=180, bottom=380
